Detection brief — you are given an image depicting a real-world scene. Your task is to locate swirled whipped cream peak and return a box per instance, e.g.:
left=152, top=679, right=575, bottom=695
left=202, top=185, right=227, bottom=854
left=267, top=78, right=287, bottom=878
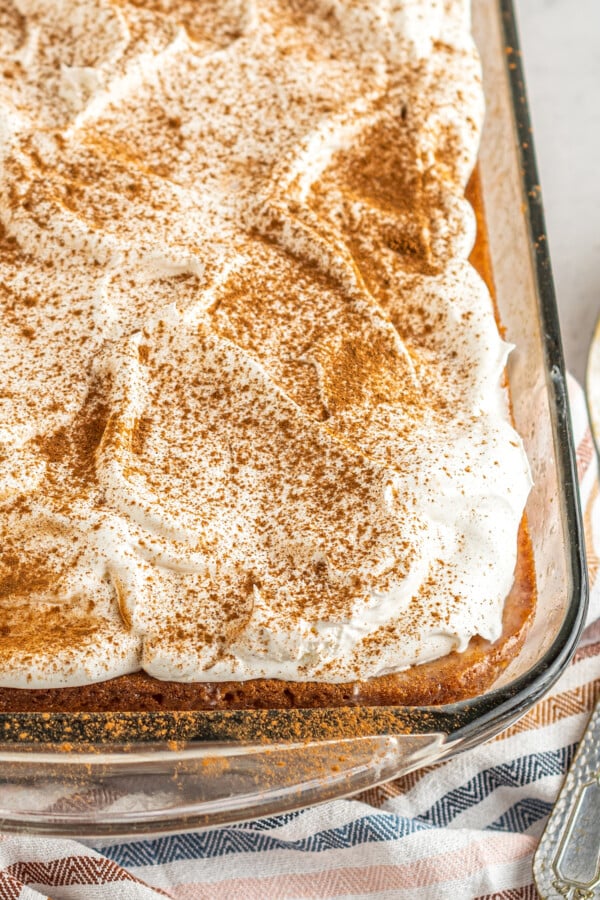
left=0, top=0, right=532, bottom=688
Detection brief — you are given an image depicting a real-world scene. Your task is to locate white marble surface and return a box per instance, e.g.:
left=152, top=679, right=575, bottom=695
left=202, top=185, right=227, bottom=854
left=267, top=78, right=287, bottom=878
left=513, top=0, right=600, bottom=383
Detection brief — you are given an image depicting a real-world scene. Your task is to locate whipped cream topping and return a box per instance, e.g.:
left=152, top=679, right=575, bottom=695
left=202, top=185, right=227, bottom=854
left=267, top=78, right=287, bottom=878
left=0, top=0, right=532, bottom=688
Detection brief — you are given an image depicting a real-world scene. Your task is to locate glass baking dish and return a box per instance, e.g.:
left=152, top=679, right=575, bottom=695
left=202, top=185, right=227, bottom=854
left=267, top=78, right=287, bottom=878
left=0, top=0, right=587, bottom=837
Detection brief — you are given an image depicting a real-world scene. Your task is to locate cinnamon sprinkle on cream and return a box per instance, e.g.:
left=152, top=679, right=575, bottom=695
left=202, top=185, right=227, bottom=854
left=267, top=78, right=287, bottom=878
left=0, top=0, right=531, bottom=689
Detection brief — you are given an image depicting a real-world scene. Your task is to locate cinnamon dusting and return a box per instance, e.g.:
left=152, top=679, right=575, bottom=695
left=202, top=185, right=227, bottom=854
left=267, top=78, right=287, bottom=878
left=0, top=0, right=534, bottom=696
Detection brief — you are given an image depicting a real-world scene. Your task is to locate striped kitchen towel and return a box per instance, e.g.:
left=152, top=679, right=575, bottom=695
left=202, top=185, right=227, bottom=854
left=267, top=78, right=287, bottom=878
left=1, top=375, right=599, bottom=900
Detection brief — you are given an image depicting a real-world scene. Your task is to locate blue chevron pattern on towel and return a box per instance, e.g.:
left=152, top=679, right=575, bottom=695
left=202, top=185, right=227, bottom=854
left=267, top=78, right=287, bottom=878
left=487, top=798, right=554, bottom=833
left=413, top=744, right=575, bottom=829
left=98, top=814, right=431, bottom=867
left=96, top=744, right=574, bottom=868
left=233, top=811, right=305, bottom=831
